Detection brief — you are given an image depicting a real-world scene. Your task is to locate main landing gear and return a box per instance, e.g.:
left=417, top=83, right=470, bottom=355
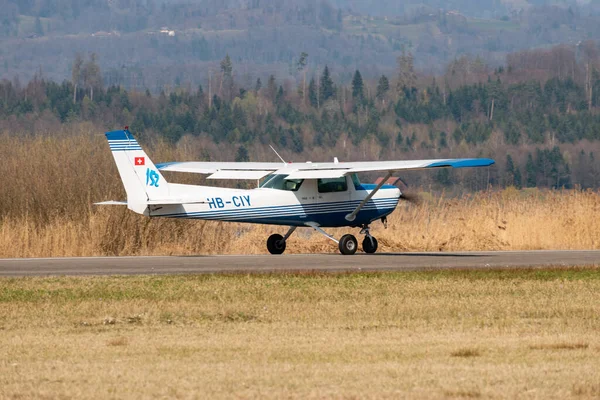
left=265, top=224, right=379, bottom=255
left=360, top=226, right=378, bottom=254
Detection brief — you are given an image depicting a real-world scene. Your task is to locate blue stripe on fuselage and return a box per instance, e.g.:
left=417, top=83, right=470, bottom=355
left=157, top=198, right=397, bottom=217
left=169, top=208, right=396, bottom=227
left=354, top=184, right=398, bottom=191
left=154, top=198, right=399, bottom=227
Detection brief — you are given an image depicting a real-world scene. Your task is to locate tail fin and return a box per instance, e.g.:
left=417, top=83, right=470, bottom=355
left=105, top=128, right=170, bottom=214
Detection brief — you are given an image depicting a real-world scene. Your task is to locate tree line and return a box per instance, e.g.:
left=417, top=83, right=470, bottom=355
left=4, top=48, right=600, bottom=190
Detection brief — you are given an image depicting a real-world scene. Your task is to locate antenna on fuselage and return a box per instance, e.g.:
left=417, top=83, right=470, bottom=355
left=269, top=145, right=287, bottom=164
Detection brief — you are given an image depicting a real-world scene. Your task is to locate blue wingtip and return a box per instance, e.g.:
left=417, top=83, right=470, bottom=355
left=427, top=158, right=495, bottom=168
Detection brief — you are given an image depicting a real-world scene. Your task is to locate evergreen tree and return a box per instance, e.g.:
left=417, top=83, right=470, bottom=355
left=235, top=145, right=249, bottom=162
left=376, top=75, right=390, bottom=103
left=514, top=168, right=522, bottom=189
left=505, top=154, right=516, bottom=186
left=308, top=78, right=318, bottom=108
left=504, top=122, right=521, bottom=145
left=232, top=104, right=246, bottom=127
left=276, top=85, right=284, bottom=103
left=255, top=78, right=262, bottom=92
left=526, top=153, right=537, bottom=187
left=319, top=65, right=335, bottom=102
left=435, top=168, right=452, bottom=186
left=290, top=128, right=304, bottom=153
left=267, top=75, right=277, bottom=102
left=220, top=54, right=233, bottom=100
left=438, top=131, right=448, bottom=149
left=396, top=132, right=404, bottom=146
left=351, top=70, right=364, bottom=101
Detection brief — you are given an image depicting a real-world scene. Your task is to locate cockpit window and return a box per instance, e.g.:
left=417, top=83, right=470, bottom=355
left=260, top=174, right=304, bottom=191
left=318, top=177, right=348, bottom=193
left=351, top=173, right=361, bottom=189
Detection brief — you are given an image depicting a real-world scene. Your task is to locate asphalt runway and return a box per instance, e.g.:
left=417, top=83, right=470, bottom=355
left=0, top=250, right=599, bottom=277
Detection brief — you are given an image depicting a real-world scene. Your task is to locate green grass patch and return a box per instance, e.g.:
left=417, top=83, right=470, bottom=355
left=0, top=266, right=598, bottom=304
left=1, top=266, right=599, bottom=398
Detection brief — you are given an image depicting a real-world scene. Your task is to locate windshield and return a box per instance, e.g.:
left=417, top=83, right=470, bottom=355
left=351, top=173, right=361, bottom=189
left=260, top=174, right=304, bottom=191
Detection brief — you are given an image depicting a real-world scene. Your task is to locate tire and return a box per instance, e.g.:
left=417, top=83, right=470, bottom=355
left=362, top=236, right=378, bottom=254
left=338, top=234, right=358, bottom=255
left=267, top=234, right=286, bottom=254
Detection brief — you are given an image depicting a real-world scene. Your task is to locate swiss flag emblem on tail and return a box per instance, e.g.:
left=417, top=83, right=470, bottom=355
left=134, top=157, right=145, bottom=166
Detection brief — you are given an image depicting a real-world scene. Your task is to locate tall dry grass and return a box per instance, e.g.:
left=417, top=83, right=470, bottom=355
left=1, top=127, right=599, bottom=257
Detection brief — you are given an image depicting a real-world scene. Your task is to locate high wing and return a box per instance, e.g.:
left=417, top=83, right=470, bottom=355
left=156, top=158, right=494, bottom=222
left=156, top=158, right=495, bottom=180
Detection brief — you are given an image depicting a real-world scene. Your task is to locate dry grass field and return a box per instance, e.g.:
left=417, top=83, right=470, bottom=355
left=1, top=129, right=600, bottom=257
left=1, top=268, right=599, bottom=399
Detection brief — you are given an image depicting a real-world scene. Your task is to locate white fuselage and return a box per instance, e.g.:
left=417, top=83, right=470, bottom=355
left=145, top=176, right=400, bottom=227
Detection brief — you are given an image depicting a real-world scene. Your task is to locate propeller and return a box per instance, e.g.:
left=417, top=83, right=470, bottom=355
left=399, top=191, right=422, bottom=205
left=394, top=177, right=422, bottom=205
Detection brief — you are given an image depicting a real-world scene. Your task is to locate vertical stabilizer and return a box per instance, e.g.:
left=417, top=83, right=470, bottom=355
left=105, top=129, right=170, bottom=214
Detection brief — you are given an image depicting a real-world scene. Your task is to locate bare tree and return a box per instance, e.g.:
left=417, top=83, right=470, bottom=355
left=72, top=53, right=83, bottom=103
left=296, top=51, right=308, bottom=106
left=580, top=40, right=598, bottom=110
left=82, top=53, right=102, bottom=101
left=396, top=48, right=416, bottom=94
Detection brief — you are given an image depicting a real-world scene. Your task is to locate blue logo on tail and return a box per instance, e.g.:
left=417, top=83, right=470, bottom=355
left=146, top=168, right=160, bottom=187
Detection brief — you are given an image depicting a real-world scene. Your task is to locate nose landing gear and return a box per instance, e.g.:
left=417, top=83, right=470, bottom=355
left=360, top=225, right=378, bottom=254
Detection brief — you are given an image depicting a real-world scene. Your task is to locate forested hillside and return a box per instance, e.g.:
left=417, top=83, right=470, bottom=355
left=4, top=42, right=600, bottom=191
left=3, top=0, right=600, bottom=87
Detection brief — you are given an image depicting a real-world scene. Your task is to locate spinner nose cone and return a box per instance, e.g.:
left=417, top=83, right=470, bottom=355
left=393, top=186, right=402, bottom=201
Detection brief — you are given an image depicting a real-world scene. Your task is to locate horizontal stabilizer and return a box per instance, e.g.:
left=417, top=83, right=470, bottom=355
left=95, top=199, right=207, bottom=206
left=94, top=200, right=127, bottom=205
left=146, top=199, right=207, bottom=205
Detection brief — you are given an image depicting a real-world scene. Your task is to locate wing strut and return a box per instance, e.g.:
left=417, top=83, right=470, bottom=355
left=306, top=222, right=339, bottom=244
left=345, top=171, right=393, bottom=222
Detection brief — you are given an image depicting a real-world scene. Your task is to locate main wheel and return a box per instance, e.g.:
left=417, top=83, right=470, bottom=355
left=338, top=234, right=358, bottom=255
left=267, top=234, right=286, bottom=254
left=362, top=236, right=378, bottom=254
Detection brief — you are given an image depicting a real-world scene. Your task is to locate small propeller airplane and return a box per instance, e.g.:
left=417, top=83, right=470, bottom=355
left=97, top=128, right=494, bottom=255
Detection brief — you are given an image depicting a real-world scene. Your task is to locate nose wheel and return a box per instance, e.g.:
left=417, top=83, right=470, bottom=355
left=360, top=226, right=378, bottom=254
left=362, top=236, right=378, bottom=253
